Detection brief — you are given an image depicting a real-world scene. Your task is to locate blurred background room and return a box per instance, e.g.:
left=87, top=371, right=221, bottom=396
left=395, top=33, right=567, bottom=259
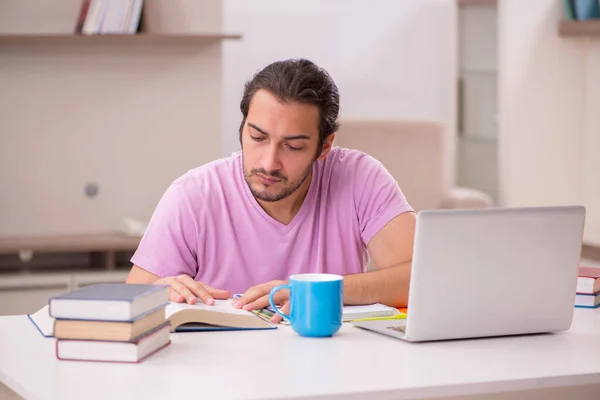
left=1, top=0, right=599, bottom=319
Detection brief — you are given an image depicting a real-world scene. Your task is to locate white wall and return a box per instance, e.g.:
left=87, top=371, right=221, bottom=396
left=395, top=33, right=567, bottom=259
left=222, top=0, right=457, bottom=191
left=0, top=0, right=225, bottom=236
left=0, top=0, right=458, bottom=236
left=498, top=0, right=600, bottom=245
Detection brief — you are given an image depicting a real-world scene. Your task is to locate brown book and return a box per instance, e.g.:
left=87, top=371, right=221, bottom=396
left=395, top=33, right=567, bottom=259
left=54, top=307, right=166, bottom=341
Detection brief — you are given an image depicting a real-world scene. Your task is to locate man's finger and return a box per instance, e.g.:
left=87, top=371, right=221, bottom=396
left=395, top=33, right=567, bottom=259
left=168, top=287, right=185, bottom=303
left=271, top=302, right=289, bottom=324
left=201, top=284, right=231, bottom=300
left=233, top=283, right=269, bottom=308
left=241, top=294, right=270, bottom=311
left=179, top=275, right=214, bottom=305
left=241, top=286, right=289, bottom=311
left=169, top=279, right=197, bottom=304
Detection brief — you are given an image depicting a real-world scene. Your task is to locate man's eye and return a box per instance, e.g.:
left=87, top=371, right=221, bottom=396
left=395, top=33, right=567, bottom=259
left=251, top=136, right=265, bottom=142
left=286, top=144, right=302, bottom=151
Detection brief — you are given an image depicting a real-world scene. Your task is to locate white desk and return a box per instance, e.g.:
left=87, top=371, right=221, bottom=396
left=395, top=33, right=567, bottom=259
left=1, top=309, right=600, bottom=400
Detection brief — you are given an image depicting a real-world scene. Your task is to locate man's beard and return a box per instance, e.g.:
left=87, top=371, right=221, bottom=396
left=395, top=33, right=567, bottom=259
left=243, top=163, right=312, bottom=203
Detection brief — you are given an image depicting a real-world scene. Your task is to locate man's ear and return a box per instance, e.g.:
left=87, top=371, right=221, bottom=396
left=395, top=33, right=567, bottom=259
left=316, top=133, right=335, bottom=161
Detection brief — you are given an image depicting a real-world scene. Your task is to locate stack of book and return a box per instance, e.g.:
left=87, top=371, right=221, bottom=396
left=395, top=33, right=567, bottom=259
left=576, top=265, right=600, bottom=308
left=49, top=283, right=171, bottom=363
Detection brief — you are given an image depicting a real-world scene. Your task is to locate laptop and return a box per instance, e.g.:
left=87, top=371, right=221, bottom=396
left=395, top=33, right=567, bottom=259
left=353, top=206, right=586, bottom=342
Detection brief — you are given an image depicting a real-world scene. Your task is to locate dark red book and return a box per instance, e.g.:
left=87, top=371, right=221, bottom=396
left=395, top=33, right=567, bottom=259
left=577, top=265, right=600, bottom=294
left=74, top=0, right=92, bottom=33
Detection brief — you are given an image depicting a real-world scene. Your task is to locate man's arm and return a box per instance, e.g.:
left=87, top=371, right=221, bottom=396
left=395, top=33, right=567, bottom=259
left=126, top=264, right=160, bottom=284
left=126, top=264, right=230, bottom=305
left=232, top=211, right=415, bottom=320
left=343, top=211, right=416, bottom=308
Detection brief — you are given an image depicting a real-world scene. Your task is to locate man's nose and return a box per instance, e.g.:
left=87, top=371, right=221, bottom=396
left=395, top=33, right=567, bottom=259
left=262, top=144, right=282, bottom=173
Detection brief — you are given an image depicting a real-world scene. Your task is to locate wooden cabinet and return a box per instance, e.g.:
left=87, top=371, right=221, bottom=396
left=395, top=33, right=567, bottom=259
left=0, top=233, right=134, bottom=315
left=0, top=270, right=129, bottom=316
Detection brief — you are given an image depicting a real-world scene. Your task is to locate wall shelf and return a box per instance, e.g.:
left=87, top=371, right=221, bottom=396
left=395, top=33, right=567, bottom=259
left=457, top=0, right=497, bottom=6
left=559, top=20, right=600, bottom=36
left=0, top=233, right=140, bottom=254
left=0, top=33, right=242, bottom=45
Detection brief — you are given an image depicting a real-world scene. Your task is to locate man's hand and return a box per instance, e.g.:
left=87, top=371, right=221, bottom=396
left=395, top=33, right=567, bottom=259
left=154, top=274, right=230, bottom=305
left=232, top=280, right=289, bottom=324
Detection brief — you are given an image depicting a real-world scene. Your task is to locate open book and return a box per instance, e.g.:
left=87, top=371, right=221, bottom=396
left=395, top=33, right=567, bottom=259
left=166, top=300, right=276, bottom=331
left=28, top=300, right=276, bottom=337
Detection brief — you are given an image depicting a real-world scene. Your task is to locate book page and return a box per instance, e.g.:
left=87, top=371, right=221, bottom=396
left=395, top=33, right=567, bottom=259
left=28, top=305, right=54, bottom=337
left=165, top=299, right=251, bottom=319
left=343, top=303, right=399, bottom=318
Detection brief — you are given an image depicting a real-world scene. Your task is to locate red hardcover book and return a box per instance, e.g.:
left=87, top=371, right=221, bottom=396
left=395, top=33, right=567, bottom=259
left=577, top=265, right=600, bottom=294
left=74, top=0, right=92, bottom=33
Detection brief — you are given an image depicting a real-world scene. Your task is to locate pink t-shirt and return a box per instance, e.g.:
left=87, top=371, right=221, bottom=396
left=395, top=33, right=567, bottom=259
left=131, top=146, right=413, bottom=294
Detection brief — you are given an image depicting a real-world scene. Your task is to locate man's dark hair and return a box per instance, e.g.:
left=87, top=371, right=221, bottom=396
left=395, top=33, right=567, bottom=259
left=239, top=58, right=340, bottom=157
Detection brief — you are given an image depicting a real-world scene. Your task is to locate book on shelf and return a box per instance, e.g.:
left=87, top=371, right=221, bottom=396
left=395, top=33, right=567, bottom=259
left=563, top=0, right=600, bottom=21
left=77, top=0, right=144, bottom=35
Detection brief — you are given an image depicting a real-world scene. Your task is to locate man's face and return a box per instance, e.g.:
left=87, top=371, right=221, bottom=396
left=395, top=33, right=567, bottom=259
left=241, top=89, right=325, bottom=203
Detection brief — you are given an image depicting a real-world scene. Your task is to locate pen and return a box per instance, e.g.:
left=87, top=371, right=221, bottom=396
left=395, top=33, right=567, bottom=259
left=252, top=310, right=272, bottom=321
left=256, top=309, right=274, bottom=318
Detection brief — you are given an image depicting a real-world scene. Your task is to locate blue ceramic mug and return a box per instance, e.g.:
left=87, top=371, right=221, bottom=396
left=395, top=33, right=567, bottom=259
left=269, top=273, right=343, bottom=337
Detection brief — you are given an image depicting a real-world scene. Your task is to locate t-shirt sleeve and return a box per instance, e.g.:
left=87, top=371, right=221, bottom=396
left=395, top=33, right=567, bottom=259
left=354, top=155, right=414, bottom=246
left=130, top=182, right=198, bottom=278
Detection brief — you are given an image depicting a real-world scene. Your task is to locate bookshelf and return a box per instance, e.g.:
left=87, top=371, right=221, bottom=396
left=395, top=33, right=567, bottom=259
left=0, top=33, right=242, bottom=45
left=559, top=20, right=600, bottom=36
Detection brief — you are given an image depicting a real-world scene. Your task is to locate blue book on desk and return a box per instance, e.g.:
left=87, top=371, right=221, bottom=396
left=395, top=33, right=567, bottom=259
left=166, top=300, right=277, bottom=332
left=574, top=292, right=600, bottom=308
left=48, top=283, right=169, bottom=322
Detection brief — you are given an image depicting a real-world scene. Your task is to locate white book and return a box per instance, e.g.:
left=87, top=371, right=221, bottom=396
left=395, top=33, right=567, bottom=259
left=56, top=323, right=171, bottom=363
left=342, top=303, right=401, bottom=321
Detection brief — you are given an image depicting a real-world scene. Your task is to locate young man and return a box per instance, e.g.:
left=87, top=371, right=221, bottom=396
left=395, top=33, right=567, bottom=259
left=126, top=58, right=416, bottom=323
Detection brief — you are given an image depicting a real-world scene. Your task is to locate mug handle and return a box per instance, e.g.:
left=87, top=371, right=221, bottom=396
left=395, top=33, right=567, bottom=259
left=269, top=284, right=291, bottom=321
